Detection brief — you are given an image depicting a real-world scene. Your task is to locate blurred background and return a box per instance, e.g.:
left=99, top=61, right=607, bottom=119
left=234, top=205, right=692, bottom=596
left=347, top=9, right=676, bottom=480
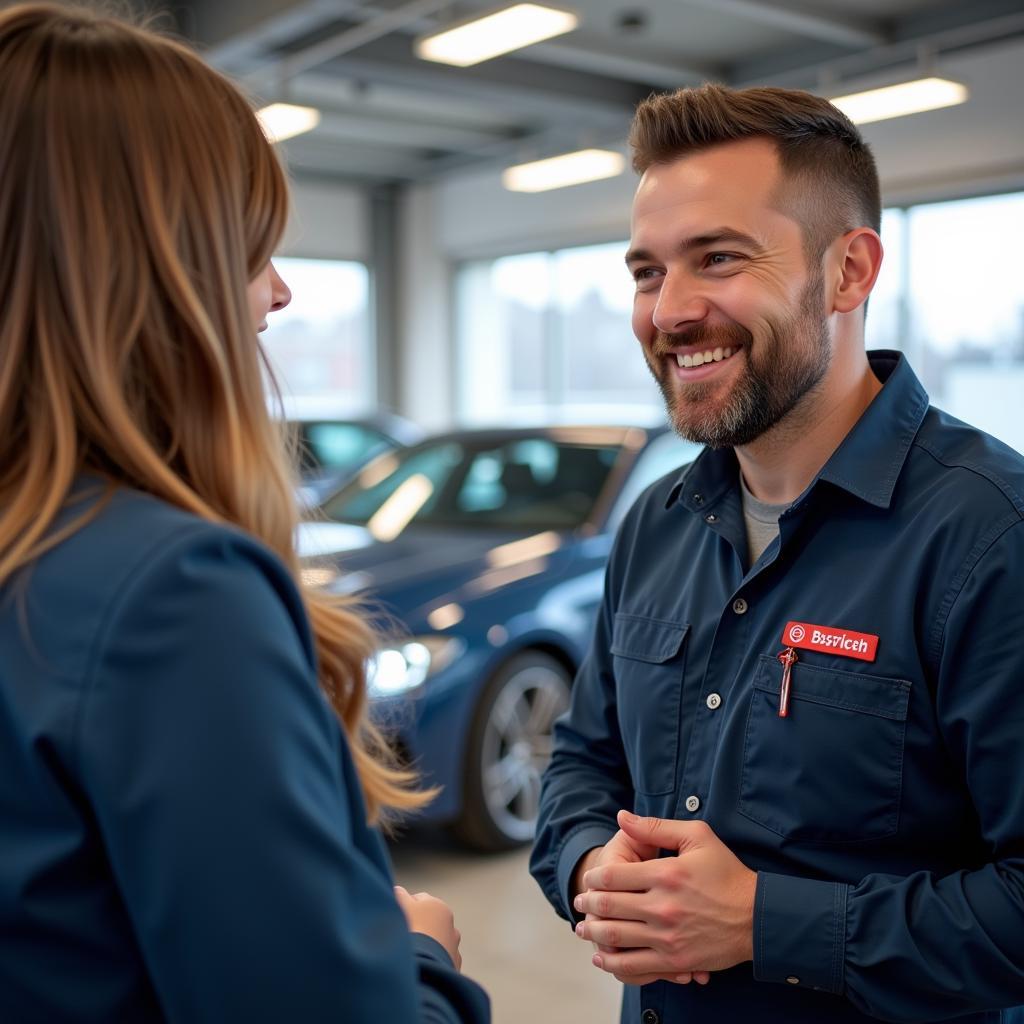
left=25, top=1, right=1024, bottom=1020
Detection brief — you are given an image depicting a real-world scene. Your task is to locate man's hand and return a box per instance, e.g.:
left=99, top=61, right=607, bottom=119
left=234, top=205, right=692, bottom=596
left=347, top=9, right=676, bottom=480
left=573, top=810, right=755, bottom=984
left=571, top=826, right=659, bottom=900
left=572, top=817, right=710, bottom=987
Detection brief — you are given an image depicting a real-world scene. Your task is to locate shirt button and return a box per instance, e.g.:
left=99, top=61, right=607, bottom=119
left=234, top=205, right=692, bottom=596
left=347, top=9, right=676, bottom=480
left=692, top=493, right=704, bottom=505
left=705, top=513, right=718, bottom=523
left=786, top=976, right=801, bottom=985
left=685, top=795, right=700, bottom=812
left=706, top=692, right=722, bottom=710
left=642, top=1011, right=660, bottom=1024
left=732, top=597, right=748, bottom=614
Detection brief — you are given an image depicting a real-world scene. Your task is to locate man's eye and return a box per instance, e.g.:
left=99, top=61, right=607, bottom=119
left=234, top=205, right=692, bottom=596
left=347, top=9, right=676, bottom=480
left=707, top=253, right=737, bottom=266
left=632, top=267, right=659, bottom=281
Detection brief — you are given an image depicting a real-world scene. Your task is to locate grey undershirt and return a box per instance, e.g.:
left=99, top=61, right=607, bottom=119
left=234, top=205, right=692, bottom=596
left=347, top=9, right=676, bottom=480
left=739, top=473, right=789, bottom=569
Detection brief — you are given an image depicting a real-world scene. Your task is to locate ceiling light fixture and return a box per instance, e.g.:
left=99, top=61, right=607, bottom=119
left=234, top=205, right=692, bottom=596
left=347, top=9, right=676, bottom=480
left=502, top=148, right=625, bottom=192
left=415, top=3, right=578, bottom=68
left=256, top=102, right=321, bottom=143
left=830, top=76, right=968, bottom=125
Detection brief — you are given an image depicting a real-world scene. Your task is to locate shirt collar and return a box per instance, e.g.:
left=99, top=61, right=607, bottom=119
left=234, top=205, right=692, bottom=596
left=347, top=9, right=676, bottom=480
left=667, top=350, right=929, bottom=512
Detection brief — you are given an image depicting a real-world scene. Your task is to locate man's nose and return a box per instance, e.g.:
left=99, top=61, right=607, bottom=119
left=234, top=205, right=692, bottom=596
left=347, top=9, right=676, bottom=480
left=652, top=272, right=709, bottom=335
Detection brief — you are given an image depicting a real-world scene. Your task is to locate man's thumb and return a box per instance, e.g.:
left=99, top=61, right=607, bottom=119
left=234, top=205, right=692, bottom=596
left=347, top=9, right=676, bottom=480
left=617, top=808, right=689, bottom=850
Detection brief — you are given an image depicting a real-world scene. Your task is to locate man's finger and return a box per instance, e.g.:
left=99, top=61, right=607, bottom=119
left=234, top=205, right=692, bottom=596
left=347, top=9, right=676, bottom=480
left=581, top=856, right=665, bottom=894
left=574, top=887, right=649, bottom=920
left=576, top=916, right=654, bottom=948
left=617, top=809, right=710, bottom=852
left=594, top=948, right=689, bottom=979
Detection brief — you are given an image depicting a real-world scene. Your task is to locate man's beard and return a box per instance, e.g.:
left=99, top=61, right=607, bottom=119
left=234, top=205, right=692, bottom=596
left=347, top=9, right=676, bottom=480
left=645, top=274, right=831, bottom=448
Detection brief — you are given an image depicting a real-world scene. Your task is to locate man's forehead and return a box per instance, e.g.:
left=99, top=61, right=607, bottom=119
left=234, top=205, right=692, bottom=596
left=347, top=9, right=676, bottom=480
left=630, top=139, right=797, bottom=238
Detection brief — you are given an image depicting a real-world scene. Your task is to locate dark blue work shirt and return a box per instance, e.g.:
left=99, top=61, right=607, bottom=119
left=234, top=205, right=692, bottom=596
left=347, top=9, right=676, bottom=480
left=0, top=485, right=489, bottom=1023
left=531, top=352, right=1024, bottom=1023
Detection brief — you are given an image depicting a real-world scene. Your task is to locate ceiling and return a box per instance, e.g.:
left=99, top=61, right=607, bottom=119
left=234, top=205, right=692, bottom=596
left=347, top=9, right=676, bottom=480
left=46, top=0, right=1024, bottom=186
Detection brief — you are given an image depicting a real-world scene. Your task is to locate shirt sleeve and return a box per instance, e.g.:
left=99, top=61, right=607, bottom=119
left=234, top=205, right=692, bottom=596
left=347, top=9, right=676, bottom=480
left=754, top=517, right=1024, bottom=1021
left=75, top=523, right=490, bottom=1024
left=529, top=546, right=633, bottom=924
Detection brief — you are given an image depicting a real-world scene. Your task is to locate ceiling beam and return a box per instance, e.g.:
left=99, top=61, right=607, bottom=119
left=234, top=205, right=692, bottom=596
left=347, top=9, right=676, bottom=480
left=524, top=33, right=715, bottom=90
left=240, top=0, right=453, bottom=89
left=732, top=4, right=1024, bottom=88
left=681, top=0, right=886, bottom=49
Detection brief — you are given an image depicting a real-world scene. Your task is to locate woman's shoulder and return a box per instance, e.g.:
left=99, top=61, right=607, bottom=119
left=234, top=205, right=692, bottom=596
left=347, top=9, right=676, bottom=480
left=18, top=481, right=309, bottom=684
left=53, top=481, right=289, bottom=590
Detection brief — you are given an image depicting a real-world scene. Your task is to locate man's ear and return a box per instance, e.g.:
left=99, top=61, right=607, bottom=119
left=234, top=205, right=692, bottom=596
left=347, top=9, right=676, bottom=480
left=831, top=228, right=883, bottom=314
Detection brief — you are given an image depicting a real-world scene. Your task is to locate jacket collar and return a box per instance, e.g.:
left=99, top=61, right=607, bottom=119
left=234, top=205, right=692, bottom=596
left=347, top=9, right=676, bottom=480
left=667, top=350, right=929, bottom=512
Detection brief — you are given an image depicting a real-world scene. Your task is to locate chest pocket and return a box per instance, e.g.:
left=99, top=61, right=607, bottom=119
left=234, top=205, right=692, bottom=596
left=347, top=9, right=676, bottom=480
left=610, top=614, right=689, bottom=796
left=739, top=654, right=911, bottom=843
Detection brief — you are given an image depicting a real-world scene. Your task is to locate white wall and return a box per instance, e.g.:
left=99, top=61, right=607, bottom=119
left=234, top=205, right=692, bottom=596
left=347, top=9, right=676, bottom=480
left=279, top=178, right=369, bottom=261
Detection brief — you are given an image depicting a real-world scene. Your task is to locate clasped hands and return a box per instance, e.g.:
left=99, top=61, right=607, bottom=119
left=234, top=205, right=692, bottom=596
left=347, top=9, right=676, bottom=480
left=572, top=809, right=756, bottom=988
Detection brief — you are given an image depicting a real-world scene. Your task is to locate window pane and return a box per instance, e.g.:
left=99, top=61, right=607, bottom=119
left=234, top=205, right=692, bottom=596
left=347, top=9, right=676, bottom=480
left=457, top=243, right=663, bottom=424
left=457, top=254, right=551, bottom=424
left=864, top=208, right=905, bottom=353
left=260, top=258, right=372, bottom=414
left=555, top=242, right=662, bottom=420
left=907, top=193, right=1024, bottom=453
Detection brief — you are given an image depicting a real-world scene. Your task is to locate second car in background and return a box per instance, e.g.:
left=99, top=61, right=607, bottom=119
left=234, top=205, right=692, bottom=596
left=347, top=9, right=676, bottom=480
left=291, top=412, right=424, bottom=507
left=299, top=425, right=701, bottom=850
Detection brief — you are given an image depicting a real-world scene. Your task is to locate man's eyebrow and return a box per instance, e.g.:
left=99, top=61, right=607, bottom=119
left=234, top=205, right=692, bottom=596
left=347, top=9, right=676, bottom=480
left=624, top=228, right=766, bottom=266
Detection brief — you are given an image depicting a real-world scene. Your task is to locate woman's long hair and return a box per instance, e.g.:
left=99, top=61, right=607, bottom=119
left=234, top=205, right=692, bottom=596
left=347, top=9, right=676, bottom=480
left=0, top=2, right=429, bottom=822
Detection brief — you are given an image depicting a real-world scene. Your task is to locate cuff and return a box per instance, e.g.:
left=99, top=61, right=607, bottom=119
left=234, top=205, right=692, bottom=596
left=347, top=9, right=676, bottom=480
left=411, top=931, right=455, bottom=968
left=752, top=871, right=849, bottom=995
left=557, top=825, right=616, bottom=924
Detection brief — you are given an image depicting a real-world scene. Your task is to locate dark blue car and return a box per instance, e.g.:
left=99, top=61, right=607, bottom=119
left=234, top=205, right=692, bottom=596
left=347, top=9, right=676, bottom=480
left=298, top=425, right=700, bottom=850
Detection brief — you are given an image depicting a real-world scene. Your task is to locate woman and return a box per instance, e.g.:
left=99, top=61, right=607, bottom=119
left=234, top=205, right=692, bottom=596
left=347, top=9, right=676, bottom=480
left=0, top=4, right=489, bottom=1021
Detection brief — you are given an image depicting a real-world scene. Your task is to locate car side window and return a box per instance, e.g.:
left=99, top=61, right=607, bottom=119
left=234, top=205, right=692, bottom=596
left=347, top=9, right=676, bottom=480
left=322, top=443, right=464, bottom=523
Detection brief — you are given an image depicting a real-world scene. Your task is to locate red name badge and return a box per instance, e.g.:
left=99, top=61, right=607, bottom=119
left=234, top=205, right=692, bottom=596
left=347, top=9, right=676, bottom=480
left=781, top=621, right=879, bottom=662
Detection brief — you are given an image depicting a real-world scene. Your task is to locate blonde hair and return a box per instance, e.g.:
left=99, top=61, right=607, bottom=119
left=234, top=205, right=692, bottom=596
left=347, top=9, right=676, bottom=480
left=0, top=2, right=429, bottom=822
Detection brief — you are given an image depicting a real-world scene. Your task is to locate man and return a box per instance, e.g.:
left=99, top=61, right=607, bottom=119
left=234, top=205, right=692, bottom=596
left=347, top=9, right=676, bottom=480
left=529, top=83, right=1024, bottom=1023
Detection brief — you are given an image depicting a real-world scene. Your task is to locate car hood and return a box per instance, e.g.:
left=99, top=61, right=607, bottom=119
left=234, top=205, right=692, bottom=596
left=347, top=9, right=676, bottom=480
left=298, top=520, right=567, bottom=598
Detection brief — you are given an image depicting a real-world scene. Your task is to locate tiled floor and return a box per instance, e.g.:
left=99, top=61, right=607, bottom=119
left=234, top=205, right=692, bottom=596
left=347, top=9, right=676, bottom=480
left=390, top=830, right=622, bottom=1024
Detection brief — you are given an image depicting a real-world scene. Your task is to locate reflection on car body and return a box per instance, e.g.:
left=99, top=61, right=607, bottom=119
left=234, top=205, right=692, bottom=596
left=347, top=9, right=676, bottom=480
left=298, top=425, right=701, bottom=850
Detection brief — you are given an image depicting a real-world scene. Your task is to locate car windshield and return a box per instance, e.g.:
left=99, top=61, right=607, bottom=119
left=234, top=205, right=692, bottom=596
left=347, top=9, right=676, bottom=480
left=320, top=437, right=622, bottom=530
left=292, top=421, right=393, bottom=475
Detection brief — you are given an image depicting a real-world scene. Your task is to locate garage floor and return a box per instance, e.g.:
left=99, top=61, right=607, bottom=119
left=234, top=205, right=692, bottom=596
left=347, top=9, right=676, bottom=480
left=391, top=830, right=622, bottom=1023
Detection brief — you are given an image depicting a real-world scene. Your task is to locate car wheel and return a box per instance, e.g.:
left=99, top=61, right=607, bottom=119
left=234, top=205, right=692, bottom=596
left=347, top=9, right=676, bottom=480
left=453, top=651, right=572, bottom=852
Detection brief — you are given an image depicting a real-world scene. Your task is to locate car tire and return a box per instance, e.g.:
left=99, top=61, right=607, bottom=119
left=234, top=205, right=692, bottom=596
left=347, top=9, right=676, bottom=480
left=452, top=650, right=572, bottom=852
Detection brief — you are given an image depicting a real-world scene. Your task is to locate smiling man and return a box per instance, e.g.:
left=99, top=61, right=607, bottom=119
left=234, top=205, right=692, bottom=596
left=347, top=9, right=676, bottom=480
left=530, top=84, right=1024, bottom=1023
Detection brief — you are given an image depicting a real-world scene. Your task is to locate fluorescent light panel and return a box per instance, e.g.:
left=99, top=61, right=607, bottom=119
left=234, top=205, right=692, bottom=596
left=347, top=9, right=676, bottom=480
left=831, top=77, right=968, bottom=125
left=256, top=103, right=321, bottom=143
left=503, top=148, right=625, bottom=192
left=416, top=3, right=578, bottom=67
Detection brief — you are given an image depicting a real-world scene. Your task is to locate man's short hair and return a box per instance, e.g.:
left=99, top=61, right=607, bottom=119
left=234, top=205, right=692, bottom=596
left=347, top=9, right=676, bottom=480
left=629, top=83, right=881, bottom=260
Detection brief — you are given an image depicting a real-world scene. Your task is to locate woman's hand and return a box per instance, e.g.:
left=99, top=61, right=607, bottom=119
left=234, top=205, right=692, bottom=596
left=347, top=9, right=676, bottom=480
left=394, top=885, right=463, bottom=971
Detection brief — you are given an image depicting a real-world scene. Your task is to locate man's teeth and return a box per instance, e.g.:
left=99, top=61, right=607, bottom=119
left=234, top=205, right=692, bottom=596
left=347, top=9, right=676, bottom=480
left=676, top=347, right=736, bottom=368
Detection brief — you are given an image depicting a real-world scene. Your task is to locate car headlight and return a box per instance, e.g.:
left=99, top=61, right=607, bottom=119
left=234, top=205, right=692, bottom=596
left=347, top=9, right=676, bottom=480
left=366, top=636, right=465, bottom=698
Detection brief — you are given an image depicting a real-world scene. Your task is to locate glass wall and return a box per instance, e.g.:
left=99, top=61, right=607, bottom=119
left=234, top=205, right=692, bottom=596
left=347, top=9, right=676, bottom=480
left=456, top=243, right=660, bottom=425
left=260, top=257, right=373, bottom=417
left=903, top=193, right=1024, bottom=453
left=456, top=192, right=1024, bottom=454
